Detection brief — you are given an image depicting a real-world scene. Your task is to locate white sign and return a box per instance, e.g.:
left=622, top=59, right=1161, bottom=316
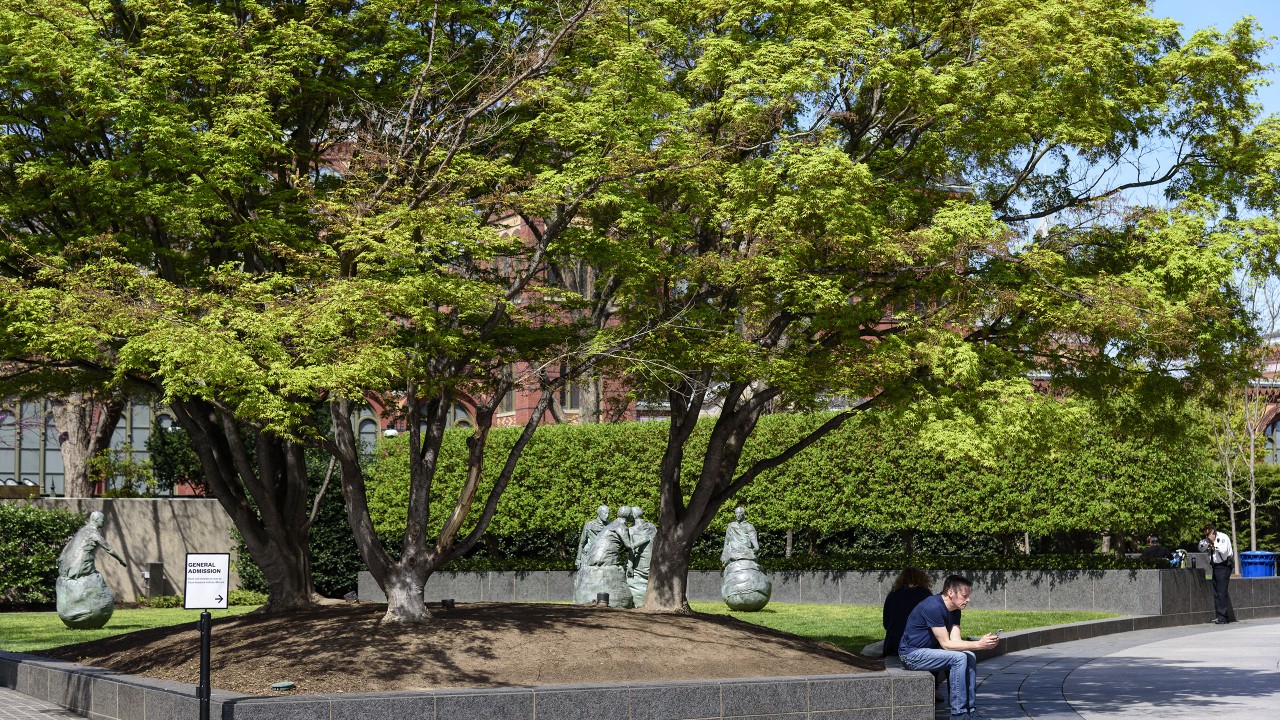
left=184, top=553, right=230, bottom=609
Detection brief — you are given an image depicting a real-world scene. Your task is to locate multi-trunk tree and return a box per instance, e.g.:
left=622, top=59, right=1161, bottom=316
left=568, top=1, right=1280, bottom=610
left=0, top=0, right=668, bottom=620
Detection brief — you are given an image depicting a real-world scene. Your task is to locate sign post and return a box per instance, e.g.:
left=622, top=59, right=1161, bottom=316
left=184, top=553, right=229, bottom=720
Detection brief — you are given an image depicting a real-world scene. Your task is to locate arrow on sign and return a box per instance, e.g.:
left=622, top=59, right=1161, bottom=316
left=215, top=595, right=223, bottom=604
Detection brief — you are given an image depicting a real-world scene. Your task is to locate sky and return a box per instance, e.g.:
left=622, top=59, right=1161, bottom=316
left=1155, top=1, right=1280, bottom=116
left=1040, top=2, right=1280, bottom=212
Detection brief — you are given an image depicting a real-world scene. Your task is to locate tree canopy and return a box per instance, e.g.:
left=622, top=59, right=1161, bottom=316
left=2, top=0, right=1279, bottom=616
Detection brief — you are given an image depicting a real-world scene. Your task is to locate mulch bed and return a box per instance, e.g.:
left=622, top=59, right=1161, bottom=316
left=42, top=602, right=881, bottom=696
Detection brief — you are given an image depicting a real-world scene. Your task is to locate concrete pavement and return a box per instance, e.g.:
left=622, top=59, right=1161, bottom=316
left=0, top=687, right=82, bottom=719
left=960, top=618, right=1280, bottom=719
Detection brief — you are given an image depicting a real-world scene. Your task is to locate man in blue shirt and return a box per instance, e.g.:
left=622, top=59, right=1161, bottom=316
left=898, top=575, right=999, bottom=720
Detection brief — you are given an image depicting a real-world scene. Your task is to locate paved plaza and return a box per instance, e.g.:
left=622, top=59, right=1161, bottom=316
left=0, top=687, right=81, bottom=719
left=960, top=618, right=1280, bottom=719
left=4, top=619, right=1279, bottom=719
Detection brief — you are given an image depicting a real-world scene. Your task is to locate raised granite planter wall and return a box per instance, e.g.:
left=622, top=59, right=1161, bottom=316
left=0, top=650, right=248, bottom=720
left=1, top=650, right=935, bottom=720
left=360, top=568, right=1280, bottom=618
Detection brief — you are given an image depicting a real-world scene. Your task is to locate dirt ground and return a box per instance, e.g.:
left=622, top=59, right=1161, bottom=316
left=43, top=602, right=881, bottom=696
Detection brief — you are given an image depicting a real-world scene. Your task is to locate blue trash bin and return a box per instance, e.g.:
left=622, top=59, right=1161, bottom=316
left=1238, top=550, right=1276, bottom=578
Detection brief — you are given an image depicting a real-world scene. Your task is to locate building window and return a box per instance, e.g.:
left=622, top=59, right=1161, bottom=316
left=358, top=419, right=378, bottom=454
left=100, top=400, right=154, bottom=493
left=447, top=404, right=473, bottom=429
left=19, top=402, right=41, bottom=489
left=560, top=383, right=581, bottom=412
left=43, top=416, right=63, bottom=496
left=129, top=402, right=151, bottom=465
left=0, top=410, right=15, bottom=484
left=1267, top=418, right=1280, bottom=465
left=0, top=398, right=172, bottom=496
left=498, top=391, right=516, bottom=415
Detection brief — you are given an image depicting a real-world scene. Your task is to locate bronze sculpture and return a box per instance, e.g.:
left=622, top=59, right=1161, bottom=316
left=56, top=511, right=125, bottom=629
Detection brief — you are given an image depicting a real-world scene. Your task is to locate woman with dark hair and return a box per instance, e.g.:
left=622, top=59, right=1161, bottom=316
left=882, top=567, right=933, bottom=655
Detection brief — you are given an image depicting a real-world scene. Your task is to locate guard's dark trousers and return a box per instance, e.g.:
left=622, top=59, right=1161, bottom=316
left=1211, top=562, right=1234, bottom=622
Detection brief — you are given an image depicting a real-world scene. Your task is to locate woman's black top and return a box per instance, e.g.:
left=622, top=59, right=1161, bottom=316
left=882, top=585, right=933, bottom=655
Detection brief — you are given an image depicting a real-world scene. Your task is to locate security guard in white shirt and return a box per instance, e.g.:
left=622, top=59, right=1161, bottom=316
left=1200, top=524, right=1235, bottom=624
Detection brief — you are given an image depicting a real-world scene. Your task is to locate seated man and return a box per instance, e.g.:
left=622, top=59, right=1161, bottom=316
left=1139, top=535, right=1173, bottom=565
left=898, top=575, right=998, bottom=720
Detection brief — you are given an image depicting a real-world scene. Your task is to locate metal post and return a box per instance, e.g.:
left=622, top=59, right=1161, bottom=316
left=198, top=610, right=211, bottom=720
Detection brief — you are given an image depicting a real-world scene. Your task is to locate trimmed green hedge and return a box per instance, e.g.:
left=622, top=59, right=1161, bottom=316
left=0, top=502, right=84, bottom=609
left=364, top=402, right=1213, bottom=546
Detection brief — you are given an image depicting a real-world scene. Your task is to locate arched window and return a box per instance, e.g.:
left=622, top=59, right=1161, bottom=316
left=416, top=403, right=475, bottom=435
left=448, top=404, right=473, bottom=429
left=1267, top=417, right=1280, bottom=465
left=358, top=419, right=378, bottom=454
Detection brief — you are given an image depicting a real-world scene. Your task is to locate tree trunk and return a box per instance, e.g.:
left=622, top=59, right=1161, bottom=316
left=1228, top=499, right=1239, bottom=573
left=51, top=391, right=125, bottom=497
left=642, top=529, right=694, bottom=612
left=169, top=399, right=316, bottom=613
left=1000, top=532, right=1018, bottom=556
left=784, top=529, right=793, bottom=558
left=1250, top=482, right=1257, bottom=552
left=327, top=389, right=554, bottom=624
left=579, top=376, right=601, bottom=424
left=329, top=397, right=432, bottom=624
left=899, top=529, right=915, bottom=556
left=252, top=526, right=316, bottom=613
left=381, top=573, right=430, bottom=623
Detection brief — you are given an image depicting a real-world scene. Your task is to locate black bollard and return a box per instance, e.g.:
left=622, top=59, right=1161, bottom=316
left=198, top=610, right=211, bottom=720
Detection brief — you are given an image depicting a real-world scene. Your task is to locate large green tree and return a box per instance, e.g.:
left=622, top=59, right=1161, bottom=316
left=0, top=0, right=665, bottom=620
left=0, top=0, right=377, bottom=610
left=569, top=1, right=1280, bottom=610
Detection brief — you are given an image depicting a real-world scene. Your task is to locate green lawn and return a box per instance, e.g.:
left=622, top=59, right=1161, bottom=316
left=0, top=607, right=258, bottom=653
left=1, top=603, right=1113, bottom=656
left=690, top=602, right=1116, bottom=654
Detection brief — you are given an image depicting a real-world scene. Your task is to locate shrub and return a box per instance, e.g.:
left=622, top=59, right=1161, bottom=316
left=0, top=502, right=84, bottom=609
left=364, top=404, right=1214, bottom=549
left=140, top=590, right=263, bottom=607
left=228, top=589, right=267, bottom=606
